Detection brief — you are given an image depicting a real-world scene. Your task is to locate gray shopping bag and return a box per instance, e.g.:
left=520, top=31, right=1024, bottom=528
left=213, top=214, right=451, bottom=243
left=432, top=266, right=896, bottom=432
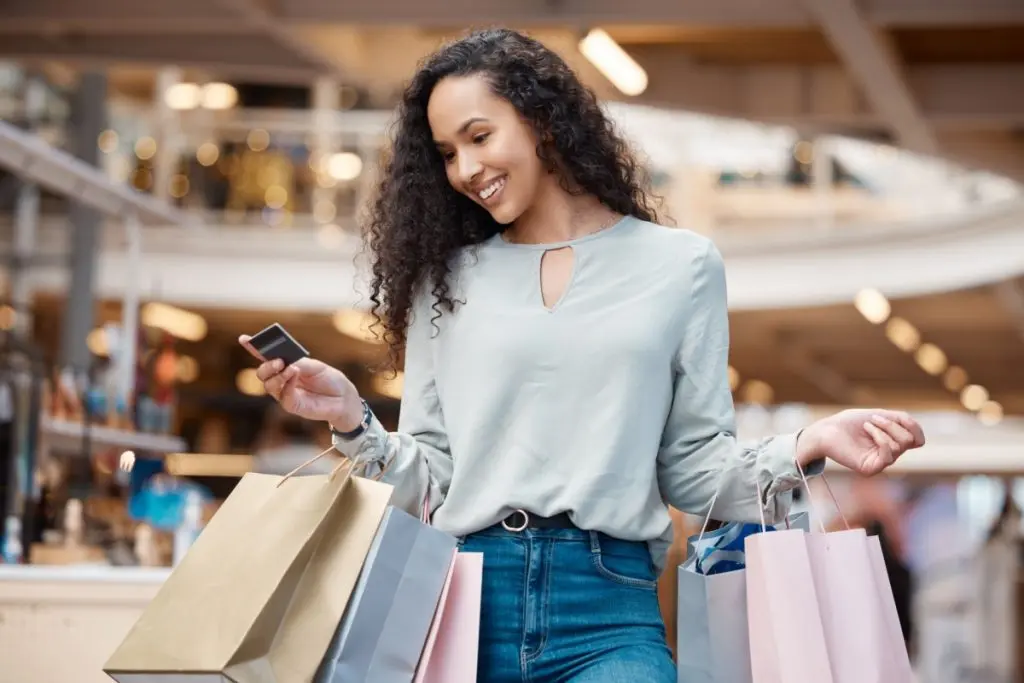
left=676, top=513, right=809, bottom=683
left=315, top=505, right=458, bottom=683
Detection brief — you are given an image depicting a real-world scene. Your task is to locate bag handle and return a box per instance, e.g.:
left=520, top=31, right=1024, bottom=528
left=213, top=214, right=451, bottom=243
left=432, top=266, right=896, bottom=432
left=276, top=446, right=391, bottom=487
left=695, top=458, right=849, bottom=543
left=695, top=475, right=767, bottom=544
left=795, top=459, right=850, bottom=533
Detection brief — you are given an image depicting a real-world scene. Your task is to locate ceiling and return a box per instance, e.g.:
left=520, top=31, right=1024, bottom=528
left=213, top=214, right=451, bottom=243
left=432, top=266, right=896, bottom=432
left=2, top=0, right=1024, bottom=182
left=730, top=281, right=1024, bottom=416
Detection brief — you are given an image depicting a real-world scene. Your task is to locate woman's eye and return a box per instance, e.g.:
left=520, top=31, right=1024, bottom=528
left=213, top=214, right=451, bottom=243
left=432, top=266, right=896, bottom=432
left=472, top=133, right=490, bottom=144
left=442, top=151, right=455, bottom=163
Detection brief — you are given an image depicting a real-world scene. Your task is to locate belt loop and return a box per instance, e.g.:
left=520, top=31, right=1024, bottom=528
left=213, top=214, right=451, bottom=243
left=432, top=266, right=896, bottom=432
left=588, top=530, right=601, bottom=554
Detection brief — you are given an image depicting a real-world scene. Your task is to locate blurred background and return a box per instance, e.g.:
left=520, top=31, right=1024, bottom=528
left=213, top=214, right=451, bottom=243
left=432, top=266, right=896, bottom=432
left=0, top=1, right=1023, bottom=681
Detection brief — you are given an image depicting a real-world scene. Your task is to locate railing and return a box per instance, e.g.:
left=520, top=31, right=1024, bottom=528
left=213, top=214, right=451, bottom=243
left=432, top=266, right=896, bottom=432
left=2, top=96, right=1021, bottom=239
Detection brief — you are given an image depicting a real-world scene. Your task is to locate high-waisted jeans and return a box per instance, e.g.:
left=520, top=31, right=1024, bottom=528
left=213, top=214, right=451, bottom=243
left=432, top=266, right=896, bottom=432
left=460, top=526, right=676, bottom=683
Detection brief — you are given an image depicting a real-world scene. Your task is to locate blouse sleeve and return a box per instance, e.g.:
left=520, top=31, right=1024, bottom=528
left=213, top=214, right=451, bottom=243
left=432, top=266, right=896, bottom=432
left=655, top=239, right=823, bottom=523
left=332, top=293, right=453, bottom=518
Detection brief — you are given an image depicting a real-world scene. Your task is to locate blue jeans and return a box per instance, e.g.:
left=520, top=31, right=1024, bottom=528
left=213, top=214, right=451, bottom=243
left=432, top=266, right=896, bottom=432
left=460, top=526, right=675, bottom=683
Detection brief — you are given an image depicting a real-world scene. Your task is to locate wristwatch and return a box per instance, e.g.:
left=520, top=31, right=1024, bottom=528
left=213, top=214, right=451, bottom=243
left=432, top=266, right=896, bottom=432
left=330, top=399, right=373, bottom=440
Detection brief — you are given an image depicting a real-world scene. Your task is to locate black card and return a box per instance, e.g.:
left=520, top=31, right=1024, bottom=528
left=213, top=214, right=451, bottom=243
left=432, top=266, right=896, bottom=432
left=248, top=323, right=310, bottom=366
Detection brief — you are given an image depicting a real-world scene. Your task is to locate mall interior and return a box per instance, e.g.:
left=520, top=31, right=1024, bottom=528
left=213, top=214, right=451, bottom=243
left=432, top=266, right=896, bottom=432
left=1, top=0, right=1023, bottom=681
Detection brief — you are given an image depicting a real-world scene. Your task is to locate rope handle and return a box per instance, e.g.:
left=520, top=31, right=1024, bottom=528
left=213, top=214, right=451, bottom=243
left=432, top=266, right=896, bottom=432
left=695, top=458, right=850, bottom=544
left=275, top=446, right=391, bottom=487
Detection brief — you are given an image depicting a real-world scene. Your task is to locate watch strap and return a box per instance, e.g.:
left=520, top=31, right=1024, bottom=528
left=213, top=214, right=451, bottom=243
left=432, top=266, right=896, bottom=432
left=330, top=399, right=372, bottom=440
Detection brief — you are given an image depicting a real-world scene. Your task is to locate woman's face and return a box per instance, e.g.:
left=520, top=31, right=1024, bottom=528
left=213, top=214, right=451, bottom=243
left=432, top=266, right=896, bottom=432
left=427, top=74, right=548, bottom=225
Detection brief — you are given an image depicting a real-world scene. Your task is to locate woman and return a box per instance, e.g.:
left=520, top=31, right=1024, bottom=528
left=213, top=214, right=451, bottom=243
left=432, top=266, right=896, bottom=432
left=241, top=28, right=925, bottom=682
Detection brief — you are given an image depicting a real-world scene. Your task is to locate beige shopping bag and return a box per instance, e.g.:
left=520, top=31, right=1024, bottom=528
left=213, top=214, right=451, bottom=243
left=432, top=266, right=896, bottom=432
left=104, top=456, right=393, bottom=683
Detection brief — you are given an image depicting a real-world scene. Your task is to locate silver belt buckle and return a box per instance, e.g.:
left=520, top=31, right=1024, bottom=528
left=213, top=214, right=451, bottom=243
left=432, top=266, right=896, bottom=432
left=501, top=509, right=529, bottom=532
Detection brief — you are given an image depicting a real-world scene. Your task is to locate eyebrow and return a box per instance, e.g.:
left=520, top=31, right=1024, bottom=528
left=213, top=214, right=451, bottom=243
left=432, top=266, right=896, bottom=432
left=435, top=117, right=489, bottom=148
left=457, top=117, right=488, bottom=134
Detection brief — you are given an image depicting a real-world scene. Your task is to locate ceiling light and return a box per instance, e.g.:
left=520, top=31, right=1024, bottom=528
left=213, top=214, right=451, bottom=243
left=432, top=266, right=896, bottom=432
left=914, top=343, right=947, bottom=376
left=727, top=365, right=741, bottom=391
left=332, top=309, right=380, bottom=343
left=943, top=365, right=969, bottom=392
left=247, top=129, right=270, bottom=152
left=854, top=288, right=890, bottom=324
left=960, top=384, right=989, bottom=411
left=97, top=129, right=119, bottom=154
left=236, top=368, right=266, bottom=397
left=264, top=185, right=288, bottom=209
left=176, top=356, right=199, bottom=384
left=885, top=317, right=920, bottom=352
left=741, top=379, right=774, bottom=406
left=201, top=82, right=238, bottom=110
left=196, top=142, right=219, bottom=167
left=579, top=29, right=648, bottom=96
left=165, top=82, right=201, bottom=110
left=86, top=327, right=108, bottom=356
left=978, top=400, right=1003, bottom=426
left=326, top=152, right=363, bottom=181
left=141, top=302, right=208, bottom=342
left=371, top=372, right=404, bottom=400
left=134, top=136, right=157, bottom=160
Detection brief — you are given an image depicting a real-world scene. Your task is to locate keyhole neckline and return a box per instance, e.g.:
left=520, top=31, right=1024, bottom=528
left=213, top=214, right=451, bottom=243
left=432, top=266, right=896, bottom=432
left=493, top=214, right=632, bottom=250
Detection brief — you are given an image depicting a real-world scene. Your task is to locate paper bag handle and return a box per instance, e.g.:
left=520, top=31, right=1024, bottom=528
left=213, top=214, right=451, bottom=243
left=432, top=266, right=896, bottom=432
left=276, top=446, right=391, bottom=488
left=695, top=459, right=848, bottom=543
left=795, top=459, right=850, bottom=533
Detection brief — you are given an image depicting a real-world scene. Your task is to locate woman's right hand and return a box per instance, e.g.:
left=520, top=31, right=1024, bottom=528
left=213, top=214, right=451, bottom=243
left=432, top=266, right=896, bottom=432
left=239, top=335, right=365, bottom=431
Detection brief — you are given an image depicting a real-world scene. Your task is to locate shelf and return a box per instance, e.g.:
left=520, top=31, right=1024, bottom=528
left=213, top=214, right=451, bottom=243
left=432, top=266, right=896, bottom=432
left=40, top=418, right=186, bottom=455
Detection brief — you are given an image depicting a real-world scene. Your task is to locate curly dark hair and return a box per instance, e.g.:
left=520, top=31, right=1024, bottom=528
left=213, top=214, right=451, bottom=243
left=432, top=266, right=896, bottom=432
left=365, top=27, right=660, bottom=368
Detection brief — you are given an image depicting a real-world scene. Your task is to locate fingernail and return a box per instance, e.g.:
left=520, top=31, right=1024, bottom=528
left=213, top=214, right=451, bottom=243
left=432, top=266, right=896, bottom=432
left=871, top=414, right=889, bottom=424
left=274, top=359, right=284, bottom=370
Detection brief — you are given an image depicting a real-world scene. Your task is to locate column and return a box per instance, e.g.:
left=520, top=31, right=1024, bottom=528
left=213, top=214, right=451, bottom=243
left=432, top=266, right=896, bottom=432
left=10, top=76, right=46, bottom=338
left=812, top=137, right=835, bottom=231
left=311, top=77, right=340, bottom=218
left=153, top=67, right=184, bottom=200
left=59, top=71, right=108, bottom=376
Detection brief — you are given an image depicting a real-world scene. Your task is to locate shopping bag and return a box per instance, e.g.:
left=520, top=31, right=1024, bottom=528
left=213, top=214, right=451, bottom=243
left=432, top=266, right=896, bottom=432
left=414, top=552, right=484, bottom=683
left=105, top=459, right=393, bottom=682
left=315, top=506, right=458, bottom=683
left=746, top=466, right=913, bottom=683
left=746, top=527, right=833, bottom=683
left=866, top=533, right=916, bottom=681
left=677, top=513, right=808, bottom=683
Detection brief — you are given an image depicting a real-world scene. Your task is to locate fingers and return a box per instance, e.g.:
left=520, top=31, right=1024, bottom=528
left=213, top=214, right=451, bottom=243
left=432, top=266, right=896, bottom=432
left=870, top=414, right=917, bottom=452
left=863, top=421, right=896, bottom=470
left=238, top=334, right=266, bottom=362
left=256, top=358, right=286, bottom=382
left=264, top=364, right=299, bottom=400
left=893, top=412, right=926, bottom=447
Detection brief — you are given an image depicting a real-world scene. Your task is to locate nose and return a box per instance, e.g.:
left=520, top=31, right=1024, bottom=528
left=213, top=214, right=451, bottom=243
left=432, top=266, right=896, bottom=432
left=456, top=150, right=483, bottom=188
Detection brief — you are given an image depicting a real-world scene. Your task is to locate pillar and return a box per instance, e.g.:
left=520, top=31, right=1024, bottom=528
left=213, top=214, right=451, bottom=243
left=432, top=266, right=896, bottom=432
left=59, top=71, right=108, bottom=376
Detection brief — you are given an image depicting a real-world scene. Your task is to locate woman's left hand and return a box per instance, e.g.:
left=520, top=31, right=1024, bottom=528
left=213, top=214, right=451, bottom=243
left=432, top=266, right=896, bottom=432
left=797, top=409, right=926, bottom=476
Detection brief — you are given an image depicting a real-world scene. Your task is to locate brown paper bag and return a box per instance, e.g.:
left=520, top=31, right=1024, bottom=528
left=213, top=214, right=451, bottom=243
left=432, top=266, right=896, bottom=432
left=104, top=464, right=393, bottom=682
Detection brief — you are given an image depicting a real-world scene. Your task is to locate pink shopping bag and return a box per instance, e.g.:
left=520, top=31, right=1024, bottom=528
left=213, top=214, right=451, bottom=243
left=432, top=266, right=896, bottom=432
left=746, top=466, right=914, bottom=683
left=413, top=552, right=483, bottom=683
left=746, top=527, right=833, bottom=683
left=866, top=535, right=916, bottom=681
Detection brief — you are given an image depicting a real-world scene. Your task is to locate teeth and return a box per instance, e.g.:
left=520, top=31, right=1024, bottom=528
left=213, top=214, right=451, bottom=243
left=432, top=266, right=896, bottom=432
left=478, top=177, right=505, bottom=200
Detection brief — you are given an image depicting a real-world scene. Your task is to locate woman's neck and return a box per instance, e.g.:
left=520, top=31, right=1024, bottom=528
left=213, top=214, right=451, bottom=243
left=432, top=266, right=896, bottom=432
left=504, top=181, right=621, bottom=245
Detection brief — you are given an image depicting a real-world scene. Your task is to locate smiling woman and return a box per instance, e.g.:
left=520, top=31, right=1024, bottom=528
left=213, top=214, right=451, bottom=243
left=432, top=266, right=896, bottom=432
left=241, top=27, right=926, bottom=683
left=363, top=28, right=659, bottom=367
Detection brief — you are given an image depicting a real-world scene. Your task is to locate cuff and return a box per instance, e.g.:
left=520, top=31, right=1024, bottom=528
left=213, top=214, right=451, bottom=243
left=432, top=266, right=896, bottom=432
left=758, top=432, right=823, bottom=511
left=331, top=415, right=392, bottom=464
